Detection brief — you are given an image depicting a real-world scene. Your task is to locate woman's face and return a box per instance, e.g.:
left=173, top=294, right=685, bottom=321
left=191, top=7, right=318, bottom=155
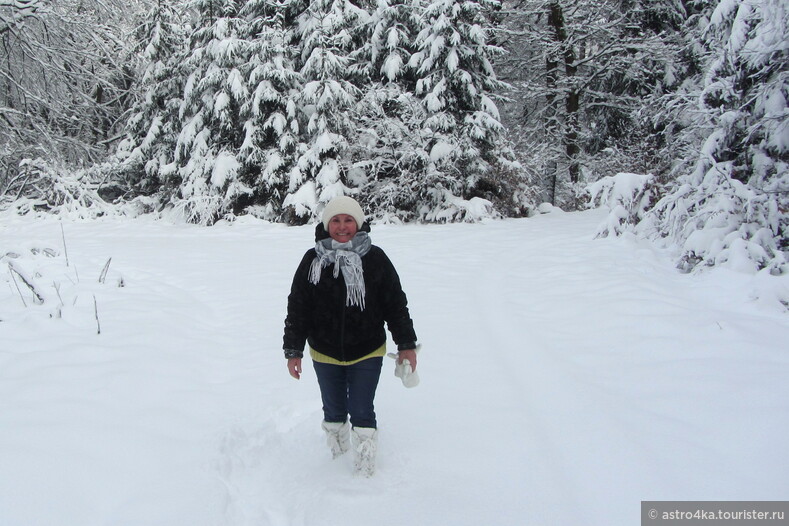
left=328, top=214, right=358, bottom=243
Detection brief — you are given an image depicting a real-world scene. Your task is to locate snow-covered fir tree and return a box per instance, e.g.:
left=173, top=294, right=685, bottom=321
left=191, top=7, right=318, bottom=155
left=407, top=0, right=521, bottom=221
left=349, top=83, right=431, bottom=221
left=625, top=0, right=711, bottom=183
left=637, top=0, right=788, bottom=273
left=117, top=0, right=189, bottom=196
left=172, top=0, right=254, bottom=224
left=582, top=0, right=688, bottom=165
left=367, top=0, right=418, bottom=84
left=282, top=0, right=369, bottom=222
left=111, top=0, right=527, bottom=223
left=347, top=0, right=429, bottom=220
left=237, top=0, right=304, bottom=220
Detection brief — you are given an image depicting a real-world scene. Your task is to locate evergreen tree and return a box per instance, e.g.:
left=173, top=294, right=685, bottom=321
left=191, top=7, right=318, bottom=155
left=628, top=0, right=713, bottom=188
left=407, top=0, right=520, bottom=221
left=172, top=0, right=253, bottom=224
left=117, top=0, right=189, bottom=196
left=638, top=0, right=788, bottom=273
left=283, top=0, right=370, bottom=222
left=351, top=83, right=431, bottom=221
left=366, top=0, right=419, bottom=85
left=111, top=0, right=527, bottom=223
left=238, top=0, right=304, bottom=220
left=348, top=0, right=428, bottom=220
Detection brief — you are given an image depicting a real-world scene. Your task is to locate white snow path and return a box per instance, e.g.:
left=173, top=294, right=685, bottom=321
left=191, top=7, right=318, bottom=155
left=1, top=209, right=787, bottom=526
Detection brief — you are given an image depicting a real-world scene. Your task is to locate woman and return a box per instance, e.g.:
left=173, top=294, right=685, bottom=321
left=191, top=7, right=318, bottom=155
left=282, top=196, right=418, bottom=477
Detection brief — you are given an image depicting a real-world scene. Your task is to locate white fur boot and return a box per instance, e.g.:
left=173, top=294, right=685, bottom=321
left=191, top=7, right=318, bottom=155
left=352, top=427, right=378, bottom=477
left=321, top=420, right=351, bottom=459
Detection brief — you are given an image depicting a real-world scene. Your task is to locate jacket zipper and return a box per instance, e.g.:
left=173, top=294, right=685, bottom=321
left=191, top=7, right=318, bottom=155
left=339, top=283, right=347, bottom=362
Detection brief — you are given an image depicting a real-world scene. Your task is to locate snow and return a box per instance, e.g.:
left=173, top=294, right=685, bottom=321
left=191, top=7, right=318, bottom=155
left=211, top=151, right=240, bottom=189
left=1, top=208, right=787, bottom=526
left=381, top=53, right=403, bottom=81
left=214, top=92, right=231, bottom=117
left=480, top=94, right=500, bottom=118
left=588, top=173, right=652, bottom=209
left=429, top=140, right=455, bottom=161
left=282, top=180, right=316, bottom=217
left=446, top=47, right=459, bottom=71
left=589, top=173, right=654, bottom=238
left=386, top=27, right=400, bottom=49
left=709, top=0, right=740, bottom=28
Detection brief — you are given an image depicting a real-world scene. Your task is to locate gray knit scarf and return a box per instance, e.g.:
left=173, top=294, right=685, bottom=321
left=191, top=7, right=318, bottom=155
left=309, top=231, right=372, bottom=309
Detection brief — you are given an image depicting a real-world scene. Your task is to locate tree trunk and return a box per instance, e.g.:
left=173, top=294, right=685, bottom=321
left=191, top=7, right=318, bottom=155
left=546, top=2, right=563, bottom=203
left=548, top=1, right=581, bottom=187
left=565, top=90, right=580, bottom=183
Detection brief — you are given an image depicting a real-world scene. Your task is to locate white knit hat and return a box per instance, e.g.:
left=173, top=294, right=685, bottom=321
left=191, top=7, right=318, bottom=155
left=322, top=196, right=366, bottom=230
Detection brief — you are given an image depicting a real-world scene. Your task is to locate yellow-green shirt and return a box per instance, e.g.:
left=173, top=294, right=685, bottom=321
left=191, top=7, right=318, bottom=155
left=310, top=343, right=386, bottom=365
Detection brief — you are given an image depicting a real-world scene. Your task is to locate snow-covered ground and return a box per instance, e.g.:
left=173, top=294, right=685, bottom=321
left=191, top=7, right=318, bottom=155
left=1, top=208, right=787, bottom=526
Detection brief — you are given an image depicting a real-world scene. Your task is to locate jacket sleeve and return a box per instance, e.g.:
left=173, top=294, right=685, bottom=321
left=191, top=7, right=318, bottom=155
left=378, top=249, right=417, bottom=350
left=282, top=250, right=315, bottom=358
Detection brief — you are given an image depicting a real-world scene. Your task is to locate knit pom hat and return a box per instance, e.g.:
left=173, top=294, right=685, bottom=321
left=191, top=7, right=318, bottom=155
left=322, top=196, right=366, bottom=230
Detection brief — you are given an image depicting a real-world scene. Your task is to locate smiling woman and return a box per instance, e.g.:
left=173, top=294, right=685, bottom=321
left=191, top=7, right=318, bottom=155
left=327, top=214, right=358, bottom=243
left=323, top=197, right=365, bottom=242
left=282, top=195, right=418, bottom=477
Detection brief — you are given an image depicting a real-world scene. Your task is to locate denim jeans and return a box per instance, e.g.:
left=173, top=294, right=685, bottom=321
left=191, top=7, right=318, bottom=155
left=313, top=357, right=383, bottom=429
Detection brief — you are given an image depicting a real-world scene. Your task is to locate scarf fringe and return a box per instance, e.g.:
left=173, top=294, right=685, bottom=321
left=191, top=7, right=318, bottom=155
left=309, top=256, right=327, bottom=285
left=339, top=252, right=366, bottom=309
left=309, top=233, right=370, bottom=310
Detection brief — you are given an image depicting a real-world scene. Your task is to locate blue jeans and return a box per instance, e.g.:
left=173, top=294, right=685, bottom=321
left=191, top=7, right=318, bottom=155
left=312, top=357, right=383, bottom=429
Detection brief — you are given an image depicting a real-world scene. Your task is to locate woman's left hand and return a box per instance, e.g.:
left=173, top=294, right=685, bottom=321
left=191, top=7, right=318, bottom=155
left=397, top=349, right=417, bottom=372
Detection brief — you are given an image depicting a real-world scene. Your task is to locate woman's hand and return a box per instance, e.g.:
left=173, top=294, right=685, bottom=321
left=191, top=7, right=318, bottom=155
left=287, top=358, right=302, bottom=379
left=397, top=349, right=417, bottom=372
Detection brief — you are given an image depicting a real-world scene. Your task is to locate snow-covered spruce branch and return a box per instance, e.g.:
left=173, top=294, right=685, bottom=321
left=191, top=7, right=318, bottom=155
left=587, top=173, right=654, bottom=238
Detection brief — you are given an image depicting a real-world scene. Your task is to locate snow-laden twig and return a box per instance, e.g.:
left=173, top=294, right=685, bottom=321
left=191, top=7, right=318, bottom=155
left=99, top=257, right=112, bottom=284
left=60, top=222, right=70, bottom=267
left=9, top=268, right=28, bottom=308
left=8, top=261, right=44, bottom=305
left=93, top=294, right=101, bottom=335
left=52, top=282, right=63, bottom=318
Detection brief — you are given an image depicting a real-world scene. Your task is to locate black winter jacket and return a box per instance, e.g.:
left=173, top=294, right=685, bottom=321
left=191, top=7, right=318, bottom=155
left=283, top=224, right=417, bottom=363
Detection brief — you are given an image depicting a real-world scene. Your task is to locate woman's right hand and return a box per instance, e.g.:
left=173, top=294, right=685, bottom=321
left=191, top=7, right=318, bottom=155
left=287, top=358, right=302, bottom=380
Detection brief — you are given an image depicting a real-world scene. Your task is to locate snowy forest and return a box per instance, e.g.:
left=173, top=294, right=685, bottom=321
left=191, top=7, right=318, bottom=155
left=1, top=4, right=788, bottom=521
left=1, top=0, right=787, bottom=273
